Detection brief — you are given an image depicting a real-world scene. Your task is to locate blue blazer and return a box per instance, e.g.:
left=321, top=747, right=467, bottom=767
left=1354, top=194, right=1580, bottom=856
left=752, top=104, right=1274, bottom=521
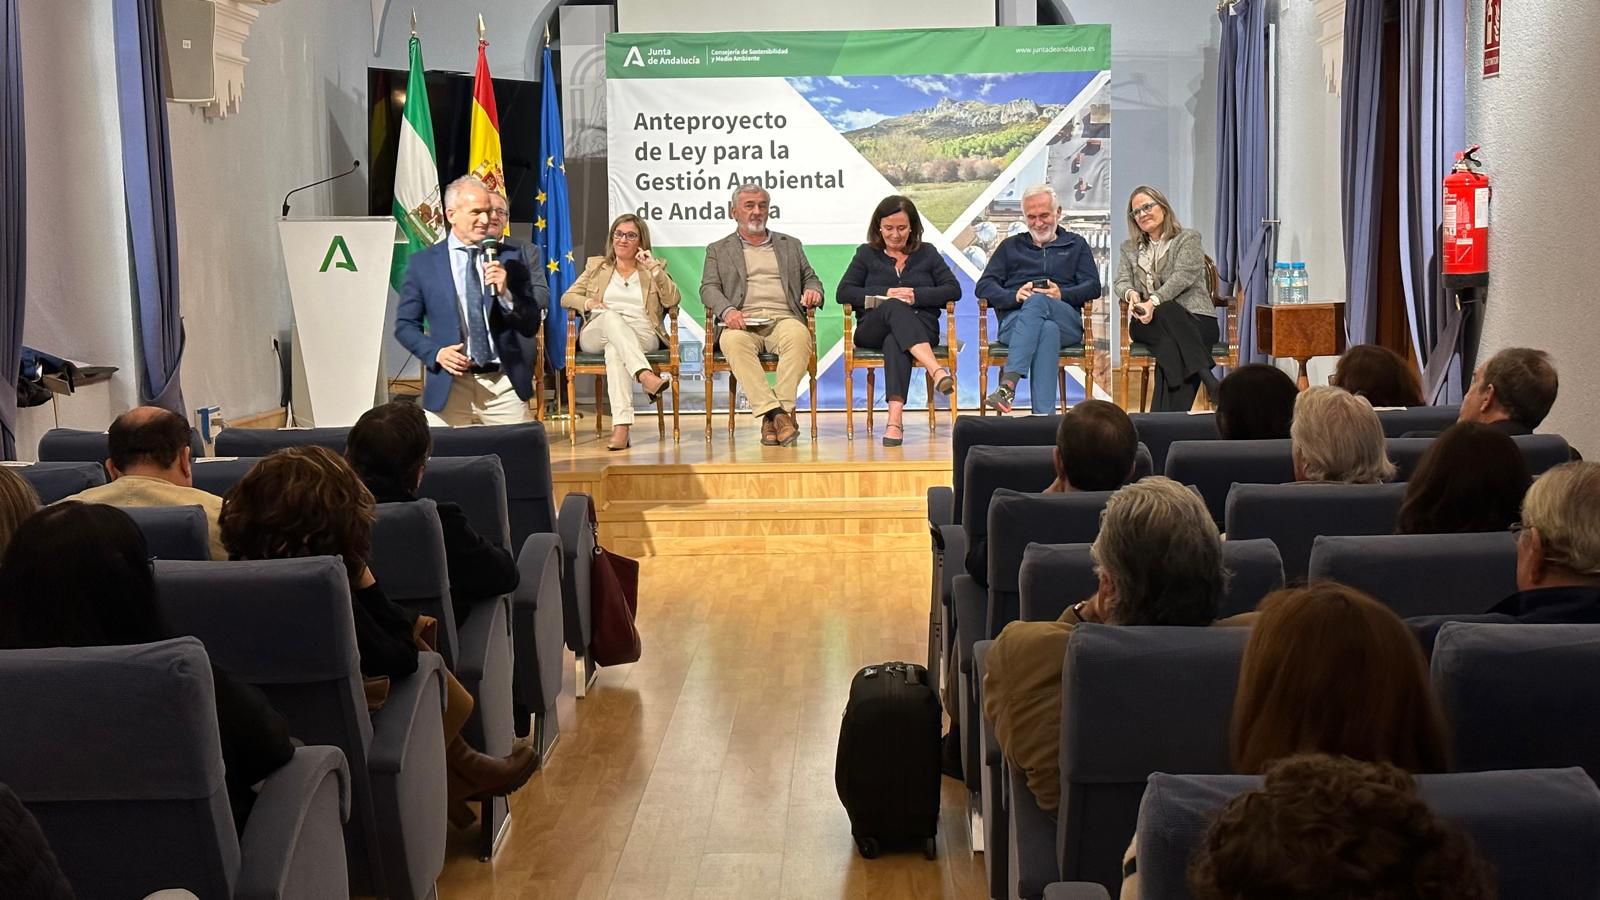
left=395, top=237, right=548, bottom=413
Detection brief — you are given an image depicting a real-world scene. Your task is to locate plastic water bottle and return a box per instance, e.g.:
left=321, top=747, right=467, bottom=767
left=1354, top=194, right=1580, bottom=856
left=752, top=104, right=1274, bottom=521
left=1290, top=262, right=1310, bottom=304
left=1272, top=263, right=1292, bottom=305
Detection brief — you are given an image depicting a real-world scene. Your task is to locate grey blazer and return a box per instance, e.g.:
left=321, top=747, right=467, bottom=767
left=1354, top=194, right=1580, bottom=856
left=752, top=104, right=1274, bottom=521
left=1113, top=227, right=1216, bottom=319
left=699, top=230, right=825, bottom=324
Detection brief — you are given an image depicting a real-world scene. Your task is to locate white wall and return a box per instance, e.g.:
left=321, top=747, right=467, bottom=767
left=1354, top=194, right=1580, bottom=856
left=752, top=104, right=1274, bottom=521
left=15, top=0, right=140, bottom=459
left=168, top=2, right=373, bottom=425
left=1061, top=0, right=1220, bottom=252
left=616, top=0, right=992, bottom=34
left=371, top=0, right=563, bottom=79
left=1467, top=1, right=1600, bottom=452
left=1273, top=0, right=1344, bottom=385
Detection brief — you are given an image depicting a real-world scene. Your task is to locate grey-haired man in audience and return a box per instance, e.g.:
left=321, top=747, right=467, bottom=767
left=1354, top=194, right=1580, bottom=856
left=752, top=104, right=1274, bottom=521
left=982, top=476, right=1223, bottom=812
left=1412, top=461, right=1600, bottom=651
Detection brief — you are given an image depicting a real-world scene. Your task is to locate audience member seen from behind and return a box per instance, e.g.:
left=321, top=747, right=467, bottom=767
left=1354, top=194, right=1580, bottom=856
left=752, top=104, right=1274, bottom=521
left=1213, top=364, right=1298, bottom=440
left=1459, top=347, right=1558, bottom=435
left=560, top=213, right=678, bottom=451
left=1232, top=583, right=1450, bottom=774
left=1114, top=185, right=1221, bottom=411
left=835, top=195, right=959, bottom=447
left=0, top=466, right=40, bottom=558
left=0, top=502, right=293, bottom=829
left=1493, top=461, right=1600, bottom=623
left=976, top=184, right=1102, bottom=415
left=964, top=399, right=1139, bottom=589
left=983, top=477, right=1223, bottom=812
left=61, top=406, right=226, bottom=559
left=1332, top=344, right=1425, bottom=407
left=1187, top=755, right=1497, bottom=900
left=347, top=400, right=518, bottom=626
left=1121, top=583, right=1451, bottom=898
left=1397, top=422, right=1530, bottom=535
left=219, top=445, right=537, bottom=821
left=1290, top=386, right=1396, bottom=484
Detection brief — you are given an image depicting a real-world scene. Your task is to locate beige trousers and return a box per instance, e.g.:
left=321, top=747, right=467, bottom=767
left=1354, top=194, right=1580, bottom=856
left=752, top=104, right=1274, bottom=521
left=424, top=371, right=529, bottom=427
left=578, top=310, right=661, bottom=426
left=717, top=317, right=810, bottom=417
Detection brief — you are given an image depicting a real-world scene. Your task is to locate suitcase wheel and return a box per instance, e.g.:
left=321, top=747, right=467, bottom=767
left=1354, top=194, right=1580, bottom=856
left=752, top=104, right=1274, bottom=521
left=923, top=837, right=938, bottom=860
left=855, top=836, right=881, bottom=860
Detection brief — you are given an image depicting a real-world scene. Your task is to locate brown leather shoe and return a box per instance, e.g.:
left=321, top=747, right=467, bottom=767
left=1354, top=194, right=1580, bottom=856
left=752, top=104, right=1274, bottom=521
left=772, top=410, right=799, bottom=446
left=760, top=413, right=779, bottom=446
left=445, top=734, right=539, bottom=803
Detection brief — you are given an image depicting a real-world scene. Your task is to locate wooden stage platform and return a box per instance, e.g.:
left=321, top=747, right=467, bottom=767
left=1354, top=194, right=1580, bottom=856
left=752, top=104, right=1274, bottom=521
left=549, top=411, right=956, bottom=558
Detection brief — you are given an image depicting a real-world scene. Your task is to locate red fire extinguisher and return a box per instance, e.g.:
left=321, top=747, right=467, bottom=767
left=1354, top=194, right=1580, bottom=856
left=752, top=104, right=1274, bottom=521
left=1443, top=145, right=1490, bottom=278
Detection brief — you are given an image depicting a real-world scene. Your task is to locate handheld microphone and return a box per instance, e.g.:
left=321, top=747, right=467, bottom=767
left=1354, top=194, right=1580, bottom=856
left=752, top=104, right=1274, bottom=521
left=481, top=237, right=502, bottom=298
left=280, top=159, right=361, bottom=217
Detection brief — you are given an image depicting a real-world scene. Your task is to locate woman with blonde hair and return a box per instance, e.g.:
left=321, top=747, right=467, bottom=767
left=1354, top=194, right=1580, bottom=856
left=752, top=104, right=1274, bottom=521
left=1290, top=385, right=1397, bottom=483
left=561, top=213, right=680, bottom=450
left=1114, top=185, right=1219, bottom=411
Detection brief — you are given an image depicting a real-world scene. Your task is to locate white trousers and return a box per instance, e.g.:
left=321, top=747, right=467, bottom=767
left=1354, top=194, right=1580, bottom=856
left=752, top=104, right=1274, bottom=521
left=578, top=310, right=661, bottom=425
left=424, top=371, right=530, bottom=427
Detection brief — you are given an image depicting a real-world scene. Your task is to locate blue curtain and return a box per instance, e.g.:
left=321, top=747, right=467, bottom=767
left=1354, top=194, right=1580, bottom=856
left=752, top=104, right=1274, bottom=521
left=1340, top=0, right=1388, bottom=348
left=113, top=0, right=185, bottom=415
left=0, top=0, right=21, bottom=459
left=1399, top=0, right=1466, bottom=402
left=1214, top=0, right=1271, bottom=364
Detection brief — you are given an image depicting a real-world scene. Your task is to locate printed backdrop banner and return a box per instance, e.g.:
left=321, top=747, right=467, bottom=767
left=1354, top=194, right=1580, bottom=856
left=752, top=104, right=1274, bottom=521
left=607, top=26, right=1113, bottom=412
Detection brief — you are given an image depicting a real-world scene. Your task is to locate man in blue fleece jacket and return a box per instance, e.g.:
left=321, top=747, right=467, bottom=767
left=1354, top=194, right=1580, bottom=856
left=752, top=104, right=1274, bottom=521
left=975, top=184, right=1102, bottom=414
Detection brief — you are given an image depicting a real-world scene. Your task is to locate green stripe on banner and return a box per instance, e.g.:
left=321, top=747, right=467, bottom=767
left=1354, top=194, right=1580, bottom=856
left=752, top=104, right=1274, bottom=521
left=652, top=243, right=861, bottom=375
left=607, top=25, right=1110, bottom=79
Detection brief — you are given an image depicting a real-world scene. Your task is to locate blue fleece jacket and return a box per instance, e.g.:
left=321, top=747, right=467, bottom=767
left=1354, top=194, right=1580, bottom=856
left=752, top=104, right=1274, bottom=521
left=974, top=227, right=1101, bottom=316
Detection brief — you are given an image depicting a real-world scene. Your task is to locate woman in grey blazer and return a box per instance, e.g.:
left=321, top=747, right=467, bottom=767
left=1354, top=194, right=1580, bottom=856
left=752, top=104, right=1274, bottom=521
left=1113, top=186, right=1220, bottom=411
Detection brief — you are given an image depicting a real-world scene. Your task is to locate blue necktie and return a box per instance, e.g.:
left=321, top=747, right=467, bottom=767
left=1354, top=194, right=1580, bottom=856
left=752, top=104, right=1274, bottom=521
left=461, top=246, right=492, bottom=366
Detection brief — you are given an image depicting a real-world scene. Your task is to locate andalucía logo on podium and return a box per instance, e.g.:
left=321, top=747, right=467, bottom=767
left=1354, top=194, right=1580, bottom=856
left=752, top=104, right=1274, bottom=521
left=319, top=235, right=357, bottom=273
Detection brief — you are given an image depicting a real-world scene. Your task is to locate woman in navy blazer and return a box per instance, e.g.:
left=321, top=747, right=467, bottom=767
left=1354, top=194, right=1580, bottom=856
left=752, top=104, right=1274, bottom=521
left=836, top=196, right=960, bottom=446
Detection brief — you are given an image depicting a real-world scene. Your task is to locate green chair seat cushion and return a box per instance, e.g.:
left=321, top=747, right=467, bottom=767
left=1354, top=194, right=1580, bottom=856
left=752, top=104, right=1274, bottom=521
left=571, top=349, right=674, bottom=367
left=1127, top=341, right=1230, bottom=359
left=986, top=342, right=1087, bottom=360
left=711, top=351, right=783, bottom=365
left=849, top=344, right=953, bottom=362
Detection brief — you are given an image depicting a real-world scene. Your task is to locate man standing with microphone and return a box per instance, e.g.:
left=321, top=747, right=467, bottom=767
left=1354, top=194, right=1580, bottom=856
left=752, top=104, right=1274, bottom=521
left=396, top=176, right=547, bottom=425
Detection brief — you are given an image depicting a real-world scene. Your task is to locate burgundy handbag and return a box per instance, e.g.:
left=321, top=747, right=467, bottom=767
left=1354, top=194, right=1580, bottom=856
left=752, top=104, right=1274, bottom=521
left=586, top=500, right=642, bottom=666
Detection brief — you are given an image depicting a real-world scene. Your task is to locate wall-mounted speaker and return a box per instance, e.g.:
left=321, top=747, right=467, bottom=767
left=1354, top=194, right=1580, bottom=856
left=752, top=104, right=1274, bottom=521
left=160, top=0, right=216, bottom=104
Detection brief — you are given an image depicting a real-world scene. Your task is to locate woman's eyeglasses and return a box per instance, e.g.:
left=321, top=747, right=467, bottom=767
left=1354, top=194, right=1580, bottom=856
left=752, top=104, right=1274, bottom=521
left=1132, top=201, right=1160, bottom=217
left=612, top=231, right=640, bottom=242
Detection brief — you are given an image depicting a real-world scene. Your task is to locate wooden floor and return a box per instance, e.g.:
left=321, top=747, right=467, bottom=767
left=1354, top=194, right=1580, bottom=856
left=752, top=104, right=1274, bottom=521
left=437, top=550, right=985, bottom=900
left=546, top=410, right=961, bottom=471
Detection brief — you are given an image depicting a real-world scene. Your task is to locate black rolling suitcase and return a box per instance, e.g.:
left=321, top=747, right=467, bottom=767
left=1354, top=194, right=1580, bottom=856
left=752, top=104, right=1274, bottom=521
left=834, top=661, right=942, bottom=860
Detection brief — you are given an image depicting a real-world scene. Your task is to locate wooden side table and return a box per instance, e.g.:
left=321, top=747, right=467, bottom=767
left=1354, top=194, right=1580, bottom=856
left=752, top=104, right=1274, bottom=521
left=1256, top=301, right=1347, bottom=390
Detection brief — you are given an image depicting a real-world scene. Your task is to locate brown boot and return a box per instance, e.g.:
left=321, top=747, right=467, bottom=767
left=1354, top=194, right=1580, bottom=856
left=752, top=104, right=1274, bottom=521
left=446, top=734, right=539, bottom=804
left=772, top=409, right=799, bottom=446
left=760, top=412, right=779, bottom=446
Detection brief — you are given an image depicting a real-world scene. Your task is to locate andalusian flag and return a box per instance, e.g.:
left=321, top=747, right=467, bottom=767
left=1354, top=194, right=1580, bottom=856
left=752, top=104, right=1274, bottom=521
left=389, top=30, right=442, bottom=291
left=467, top=24, right=506, bottom=202
left=537, top=44, right=573, bottom=370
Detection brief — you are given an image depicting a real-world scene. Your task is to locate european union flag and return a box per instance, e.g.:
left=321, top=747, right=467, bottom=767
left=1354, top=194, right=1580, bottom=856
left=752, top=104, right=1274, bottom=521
left=536, top=45, right=573, bottom=371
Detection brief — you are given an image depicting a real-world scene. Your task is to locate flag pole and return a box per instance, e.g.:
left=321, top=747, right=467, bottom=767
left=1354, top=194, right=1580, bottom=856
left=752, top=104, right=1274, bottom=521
left=477, top=13, right=486, bottom=43
left=410, top=8, right=416, bottom=36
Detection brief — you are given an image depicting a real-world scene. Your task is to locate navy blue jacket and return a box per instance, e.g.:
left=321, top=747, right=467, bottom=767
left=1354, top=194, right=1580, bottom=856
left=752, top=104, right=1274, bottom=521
left=835, top=243, right=961, bottom=331
left=395, top=237, right=547, bottom=413
left=974, top=227, right=1101, bottom=316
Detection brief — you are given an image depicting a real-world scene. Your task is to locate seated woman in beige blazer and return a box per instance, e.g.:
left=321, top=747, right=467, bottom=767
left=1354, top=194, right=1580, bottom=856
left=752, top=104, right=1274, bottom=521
left=561, top=214, right=680, bottom=450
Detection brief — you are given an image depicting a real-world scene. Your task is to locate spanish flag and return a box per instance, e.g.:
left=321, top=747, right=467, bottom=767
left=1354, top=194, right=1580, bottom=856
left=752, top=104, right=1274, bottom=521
left=467, top=22, right=505, bottom=202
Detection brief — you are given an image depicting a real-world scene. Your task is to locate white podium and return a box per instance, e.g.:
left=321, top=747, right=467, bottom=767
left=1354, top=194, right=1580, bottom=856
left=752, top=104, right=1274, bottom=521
left=278, top=217, right=399, bottom=426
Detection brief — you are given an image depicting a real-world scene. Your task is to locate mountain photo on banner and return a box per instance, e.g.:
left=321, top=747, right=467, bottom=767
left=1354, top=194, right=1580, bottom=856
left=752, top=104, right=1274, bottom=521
left=786, top=71, right=1097, bottom=230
